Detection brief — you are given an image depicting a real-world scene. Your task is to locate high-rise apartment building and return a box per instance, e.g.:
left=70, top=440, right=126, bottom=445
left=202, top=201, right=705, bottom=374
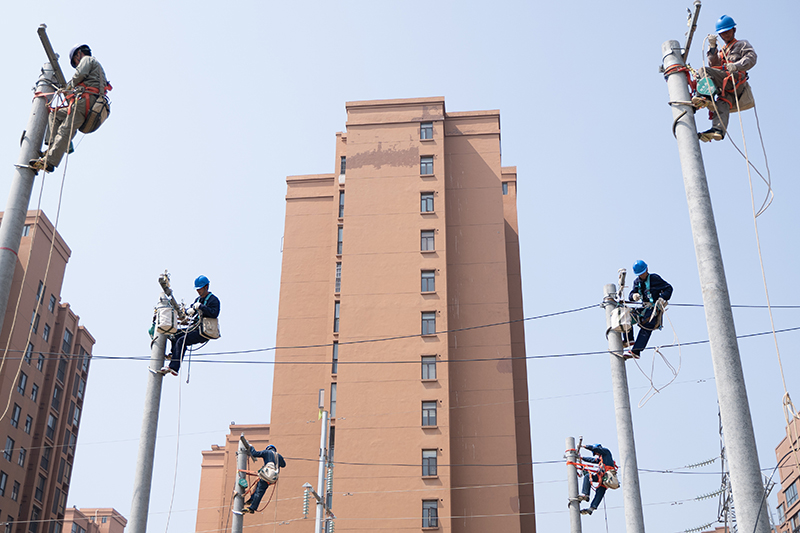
left=62, top=508, right=126, bottom=533
left=195, top=96, right=534, bottom=532
left=775, top=417, right=800, bottom=533
left=0, top=211, right=94, bottom=533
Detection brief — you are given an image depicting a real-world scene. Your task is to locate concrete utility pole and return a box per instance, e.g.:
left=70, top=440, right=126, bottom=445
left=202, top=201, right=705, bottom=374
left=603, top=284, right=646, bottom=533
left=0, top=25, right=62, bottom=334
left=315, top=389, right=329, bottom=533
left=662, top=40, right=771, bottom=533
left=128, top=323, right=168, bottom=533
left=231, top=434, right=250, bottom=533
left=565, top=437, right=583, bottom=533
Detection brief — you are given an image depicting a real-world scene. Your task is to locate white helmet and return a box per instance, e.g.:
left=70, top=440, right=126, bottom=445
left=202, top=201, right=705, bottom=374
left=68, top=44, right=91, bottom=67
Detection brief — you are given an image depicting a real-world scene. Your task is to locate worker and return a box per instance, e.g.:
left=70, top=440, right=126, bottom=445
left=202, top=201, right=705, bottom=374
left=692, top=15, right=757, bottom=142
left=578, top=443, right=617, bottom=515
left=623, top=260, right=672, bottom=358
left=244, top=444, right=286, bottom=514
left=30, top=44, right=110, bottom=173
left=160, top=275, right=220, bottom=376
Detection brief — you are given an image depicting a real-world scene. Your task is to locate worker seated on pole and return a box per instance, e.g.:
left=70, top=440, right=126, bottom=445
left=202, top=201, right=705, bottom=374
left=244, top=444, right=286, bottom=514
left=622, top=260, right=673, bottom=359
left=30, top=43, right=111, bottom=173
left=578, top=443, right=618, bottom=516
left=692, top=15, right=757, bottom=142
left=160, top=275, right=220, bottom=376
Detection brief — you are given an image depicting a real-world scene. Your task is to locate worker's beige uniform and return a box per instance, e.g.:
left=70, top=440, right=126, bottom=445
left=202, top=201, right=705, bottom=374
left=45, top=56, right=107, bottom=167
left=696, top=39, right=757, bottom=132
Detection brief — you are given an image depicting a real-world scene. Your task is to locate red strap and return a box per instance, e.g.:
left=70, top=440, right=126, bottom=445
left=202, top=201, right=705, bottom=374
left=0, top=247, right=18, bottom=257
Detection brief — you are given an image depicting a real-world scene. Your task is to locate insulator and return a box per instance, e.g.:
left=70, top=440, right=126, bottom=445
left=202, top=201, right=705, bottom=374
left=303, top=488, right=310, bottom=518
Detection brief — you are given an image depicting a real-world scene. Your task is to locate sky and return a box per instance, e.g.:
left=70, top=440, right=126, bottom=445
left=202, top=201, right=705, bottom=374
left=1, top=1, right=799, bottom=532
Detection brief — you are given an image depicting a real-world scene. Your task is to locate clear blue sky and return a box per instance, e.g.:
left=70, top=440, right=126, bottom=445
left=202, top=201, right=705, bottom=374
left=1, top=1, right=798, bottom=532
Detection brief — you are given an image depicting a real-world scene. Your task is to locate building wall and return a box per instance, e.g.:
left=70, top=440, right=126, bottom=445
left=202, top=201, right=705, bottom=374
left=63, top=508, right=126, bottom=533
left=194, top=97, right=534, bottom=533
left=775, top=418, right=800, bottom=533
left=0, top=211, right=94, bottom=533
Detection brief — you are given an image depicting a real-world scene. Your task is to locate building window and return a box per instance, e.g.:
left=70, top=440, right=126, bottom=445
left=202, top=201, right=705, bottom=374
left=422, top=356, right=436, bottom=380
left=420, top=156, right=433, bottom=175
left=421, top=122, right=433, bottom=140
left=335, top=262, right=341, bottom=293
left=17, top=447, right=25, bottom=467
left=36, top=281, right=44, bottom=302
left=63, top=460, right=72, bottom=482
left=29, top=505, right=40, bottom=533
left=420, top=192, right=434, bottom=213
left=51, top=386, right=62, bottom=412
left=787, top=481, right=799, bottom=508
left=24, top=342, right=33, bottom=364
left=422, top=500, right=438, bottom=528
left=48, top=295, right=56, bottom=313
left=332, top=342, right=338, bottom=374
left=31, top=383, right=38, bottom=402
left=422, top=450, right=438, bottom=477
left=71, top=405, right=80, bottom=427
left=68, top=432, right=76, bottom=455
left=10, top=405, right=20, bottom=428
left=0, top=472, right=6, bottom=496
left=333, top=301, right=340, bottom=333
left=502, top=182, right=509, bottom=195
left=421, top=230, right=435, bottom=251
left=340, top=156, right=346, bottom=175
left=40, top=447, right=51, bottom=472
left=57, top=459, right=65, bottom=483
left=5, top=516, right=12, bottom=533
left=31, top=314, right=39, bottom=335
left=421, top=312, right=436, bottom=335
left=34, top=476, right=45, bottom=502
left=56, top=358, right=66, bottom=383
left=330, top=383, right=337, bottom=418
left=80, top=348, right=89, bottom=372
left=792, top=514, right=800, bottom=533
left=24, top=416, right=32, bottom=434
left=45, top=414, right=56, bottom=441
left=61, top=330, right=73, bottom=355
left=421, top=270, right=435, bottom=292
left=337, top=226, right=343, bottom=255
left=17, top=373, right=27, bottom=395
left=422, top=401, right=437, bottom=427
left=11, top=481, right=19, bottom=501
left=51, top=488, right=62, bottom=515
left=50, top=522, right=62, bottom=533
left=42, top=324, right=50, bottom=343
left=3, top=438, right=13, bottom=461
left=22, top=225, right=31, bottom=237
left=338, top=191, right=345, bottom=218
left=37, top=352, right=45, bottom=370
left=76, top=378, right=85, bottom=400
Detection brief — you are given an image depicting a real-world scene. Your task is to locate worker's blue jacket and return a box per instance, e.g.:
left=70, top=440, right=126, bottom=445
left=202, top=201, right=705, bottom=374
left=250, top=446, right=287, bottom=469
left=629, top=273, right=673, bottom=304
left=582, top=444, right=615, bottom=469
left=194, top=292, right=220, bottom=318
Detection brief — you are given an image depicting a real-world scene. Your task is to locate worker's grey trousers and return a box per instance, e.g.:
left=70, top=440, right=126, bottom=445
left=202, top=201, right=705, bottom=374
left=45, top=95, right=93, bottom=167
left=696, top=67, right=749, bottom=132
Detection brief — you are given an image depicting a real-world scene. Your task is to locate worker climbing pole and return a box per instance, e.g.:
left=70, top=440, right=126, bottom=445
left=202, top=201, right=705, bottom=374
left=661, top=3, right=772, bottom=532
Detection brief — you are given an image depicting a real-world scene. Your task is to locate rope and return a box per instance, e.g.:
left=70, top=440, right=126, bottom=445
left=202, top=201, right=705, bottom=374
left=633, top=311, right=681, bottom=408
left=0, top=96, right=79, bottom=422
left=163, top=362, right=184, bottom=532
left=272, top=481, right=279, bottom=533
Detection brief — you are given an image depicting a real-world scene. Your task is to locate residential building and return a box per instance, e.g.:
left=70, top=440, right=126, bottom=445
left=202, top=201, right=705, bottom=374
left=195, top=96, right=534, bottom=532
left=62, top=508, right=126, bottom=533
left=776, top=417, right=800, bottom=533
left=0, top=211, right=94, bottom=533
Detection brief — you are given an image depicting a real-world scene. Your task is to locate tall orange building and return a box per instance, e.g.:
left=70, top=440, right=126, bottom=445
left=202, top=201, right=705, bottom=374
left=0, top=211, right=94, bottom=533
left=196, top=97, right=534, bottom=532
left=775, top=417, right=800, bottom=533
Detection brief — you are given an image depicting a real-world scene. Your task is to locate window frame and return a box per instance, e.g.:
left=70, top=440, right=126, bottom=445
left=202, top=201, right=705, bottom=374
left=421, top=356, right=436, bottom=380
left=331, top=342, right=338, bottom=375
left=787, top=481, right=799, bottom=508
left=420, top=156, right=434, bottom=176
left=421, top=312, right=436, bottom=336
left=420, top=230, right=435, bottom=252
left=337, top=226, right=343, bottom=255
left=333, top=301, right=340, bottom=333
left=335, top=262, right=342, bottom=294
left=420, top=122, right=433, bottom=140
left=421, top=270, right=435, bottom=293
left=422, top=500, right=439, bottom=528
left=422, top=449, right=438, bottom=477
left=338, top=190, right=345, bottom=218
left=422, top=401, right=437, bottom=427
left=420, top=192, right=434, bottom=213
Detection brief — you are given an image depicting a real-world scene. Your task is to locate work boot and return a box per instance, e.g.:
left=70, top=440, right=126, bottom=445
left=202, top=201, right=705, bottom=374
left=28, top=158, right=55, bottom=173
left=581, top=507, right=595, bottom=515
left=698, top=128, right=724, bottom=142
left=630, top=350, right=641, bottom=359
left=579, top=494, right=590, bottom=502
left=691, top=95, right=713, bottom=109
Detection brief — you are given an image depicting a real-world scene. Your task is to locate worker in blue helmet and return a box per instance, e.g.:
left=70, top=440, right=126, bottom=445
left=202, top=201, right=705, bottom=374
left=692, top=15, right=757, bottom=142
left=623, top=261, right=672, bottom=358
left=160, top=275, right=221, bottom=376
left=577, top=443, right=618, bottom=516
left=243, top=444, right=286, bottom=514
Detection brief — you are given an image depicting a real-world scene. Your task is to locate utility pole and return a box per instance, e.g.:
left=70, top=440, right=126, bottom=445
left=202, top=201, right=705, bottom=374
left=565, top=437, right=583, bottom=533
left=129, top=274, right=186, bottom=533
left=231, top=434, right=250, bottom=533
left=603, top=283, right=645, bottom=533
left=662, top=40, right=771, bottom=533
left=0, top=25, right=63, bottom=334
left=316, top=389, right=329, bottom=533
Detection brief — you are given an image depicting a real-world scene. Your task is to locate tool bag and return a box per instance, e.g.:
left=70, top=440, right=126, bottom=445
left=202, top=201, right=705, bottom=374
left=79, top=94, right=110, bottom=134
left=610, top=307, right=632, bottom=332
left=199, top=317, right=220, bottom=340
left=156, top=304, right=177, bottom=334
left=602, top=469, right=620, bottom=490
left=258, top=461, right=279, bottom=483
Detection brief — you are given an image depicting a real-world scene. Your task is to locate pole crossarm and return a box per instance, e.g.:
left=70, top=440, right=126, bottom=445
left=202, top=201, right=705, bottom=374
left=36, top=25, right=66, bottom=87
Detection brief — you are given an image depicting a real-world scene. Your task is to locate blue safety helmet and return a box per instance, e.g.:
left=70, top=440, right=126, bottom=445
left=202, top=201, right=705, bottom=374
left=716, top=15, right=736, bottom=33
left=592, top=444, right=602, bottom=449
left=266, top=444, right=277, bottom=452
left=194, top=275, right=210, bottom=289
left=632, top=260, right=648, bottom=276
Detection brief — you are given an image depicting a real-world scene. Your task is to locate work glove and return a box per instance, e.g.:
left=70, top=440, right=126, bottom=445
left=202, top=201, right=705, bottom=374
left=192, top=302, right=201, bottom=311
left=631, top=293, right=641, bottom=302
left=656, top=297, right=668, bottom=311
left=185, top=307, right=196, bottom=317
left=708, top=34, right=717, bottom=49
left=726, top=62, right=737, bottom=73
